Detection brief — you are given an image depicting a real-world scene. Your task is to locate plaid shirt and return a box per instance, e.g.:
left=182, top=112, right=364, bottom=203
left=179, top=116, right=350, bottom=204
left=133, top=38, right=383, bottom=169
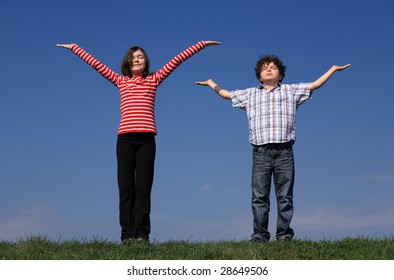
left=231, top=83, right=312, bottom=145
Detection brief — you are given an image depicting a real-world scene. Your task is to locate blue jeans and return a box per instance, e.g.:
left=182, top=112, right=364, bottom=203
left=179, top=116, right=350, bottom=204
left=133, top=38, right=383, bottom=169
left=251, top=143, right=295, bottom=241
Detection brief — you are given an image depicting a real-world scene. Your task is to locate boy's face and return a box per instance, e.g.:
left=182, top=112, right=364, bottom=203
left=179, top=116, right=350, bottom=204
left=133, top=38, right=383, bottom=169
left=259, top=62, right=282, bottom=84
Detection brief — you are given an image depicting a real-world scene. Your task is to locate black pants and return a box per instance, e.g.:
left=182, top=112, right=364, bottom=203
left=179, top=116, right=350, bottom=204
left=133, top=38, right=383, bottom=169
left=116, top=133, right=156, bottom=241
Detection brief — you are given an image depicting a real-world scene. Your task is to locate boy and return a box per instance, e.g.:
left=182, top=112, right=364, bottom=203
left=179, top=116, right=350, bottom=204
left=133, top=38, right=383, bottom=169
left=196, top=55, right=350, bottom=242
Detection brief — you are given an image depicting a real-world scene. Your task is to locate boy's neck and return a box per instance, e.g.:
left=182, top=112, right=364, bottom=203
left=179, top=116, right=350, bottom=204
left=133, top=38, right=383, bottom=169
left=262, top=81, right=278, bottom=91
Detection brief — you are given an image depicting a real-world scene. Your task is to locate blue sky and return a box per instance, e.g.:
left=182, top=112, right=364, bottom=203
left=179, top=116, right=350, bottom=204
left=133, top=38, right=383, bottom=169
left=1, top=0, right=393, bottom=243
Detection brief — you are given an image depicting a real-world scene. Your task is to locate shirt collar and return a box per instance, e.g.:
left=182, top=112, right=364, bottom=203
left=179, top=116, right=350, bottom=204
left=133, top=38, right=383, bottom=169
left=257, top=82, right=282, bottom=90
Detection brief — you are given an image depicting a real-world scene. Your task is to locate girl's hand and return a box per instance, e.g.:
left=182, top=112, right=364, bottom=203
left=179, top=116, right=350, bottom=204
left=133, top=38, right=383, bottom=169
left=56, top=43, right=75, bottom=49
left=204, top=41, right=221, bottom=46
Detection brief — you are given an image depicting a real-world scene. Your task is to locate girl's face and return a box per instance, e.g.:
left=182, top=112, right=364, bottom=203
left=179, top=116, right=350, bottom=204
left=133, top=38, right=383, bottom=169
left=131, top=49, right=146, bottom=76
left=260, top=62, right=282, bottom=84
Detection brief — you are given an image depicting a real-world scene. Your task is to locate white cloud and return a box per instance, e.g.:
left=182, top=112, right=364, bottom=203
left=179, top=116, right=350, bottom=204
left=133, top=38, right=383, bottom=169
left=0, top=201, right=117, bottom=242
left=3, top=199, right=394, bottom=243
left=294, top=206, right=394, bottom=239
left=0, top=201, right=52, bottom=241
left=357, top=173, right=394, bottom=183
left=153, top=204, right=394, bottom=242
left=202, top=183, right=213, bottom=192
left=152, top=213, right=251, bottom=242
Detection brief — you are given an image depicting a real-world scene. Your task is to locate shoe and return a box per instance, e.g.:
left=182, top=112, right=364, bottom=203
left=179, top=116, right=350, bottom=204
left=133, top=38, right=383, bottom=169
left=136, top=237, right=149, bottom=243
left=135, top=235, right=150, bottom=244
left=122, top=238, right=134, bottom=245
left=250, top=236, right=268, bottom=243
left=276, top=234, right=293, bottom=242
left=122, top=236, right=150, bottom=245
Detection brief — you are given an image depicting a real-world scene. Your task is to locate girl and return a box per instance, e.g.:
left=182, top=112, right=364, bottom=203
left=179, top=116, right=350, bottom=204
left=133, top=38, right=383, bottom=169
left=57, top=40, right=220, bottom=243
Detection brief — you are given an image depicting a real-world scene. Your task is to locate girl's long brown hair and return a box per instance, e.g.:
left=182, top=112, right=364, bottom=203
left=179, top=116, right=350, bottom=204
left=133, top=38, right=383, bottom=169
left=121, top=46, right=150, bottom=78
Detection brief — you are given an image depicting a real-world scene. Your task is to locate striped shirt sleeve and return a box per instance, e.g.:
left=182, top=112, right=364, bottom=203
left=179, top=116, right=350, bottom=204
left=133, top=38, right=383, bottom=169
left=70, top=44, right=123, bottom=86
left=154, top=41, right=206, bottom=85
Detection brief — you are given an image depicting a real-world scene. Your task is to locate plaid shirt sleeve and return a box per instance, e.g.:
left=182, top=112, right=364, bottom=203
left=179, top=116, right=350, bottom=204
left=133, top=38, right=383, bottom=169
left=292, top=82, right=312, bottom=107
left=230, top=88, right=253, bottom=110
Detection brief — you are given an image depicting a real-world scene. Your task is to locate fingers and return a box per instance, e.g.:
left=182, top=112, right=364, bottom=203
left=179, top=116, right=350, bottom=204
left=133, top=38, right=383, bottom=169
left=336, top=64, right=351, bottom=71
left=339, top=64, right=351, bottom=68
left=205, top=41, right=221, bottom=46
left=56, top=43, right=74, bottom=49
left=195, top=81, right=210, bottom=86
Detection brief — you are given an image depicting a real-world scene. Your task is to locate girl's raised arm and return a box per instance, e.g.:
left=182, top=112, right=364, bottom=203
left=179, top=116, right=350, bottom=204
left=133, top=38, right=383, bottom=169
left=56, top=43, right=122, bottom=86
left=154, top=40, right=220, bottom=84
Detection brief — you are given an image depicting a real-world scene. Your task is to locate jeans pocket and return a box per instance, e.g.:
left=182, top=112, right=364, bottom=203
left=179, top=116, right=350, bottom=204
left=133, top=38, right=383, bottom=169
left=253, top=145, right=263, bottom=153
left=284, top=146, right=293, bottom=153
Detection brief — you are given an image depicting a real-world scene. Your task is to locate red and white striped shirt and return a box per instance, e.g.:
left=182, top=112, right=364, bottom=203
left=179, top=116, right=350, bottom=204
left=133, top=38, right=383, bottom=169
left=70, top=41, right=206, bottom=135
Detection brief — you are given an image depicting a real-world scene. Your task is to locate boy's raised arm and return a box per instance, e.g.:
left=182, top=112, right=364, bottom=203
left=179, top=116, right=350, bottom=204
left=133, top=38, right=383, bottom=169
left=195, top=79, right=232, bottom=100
left=310, top=64, right=351, bottom=91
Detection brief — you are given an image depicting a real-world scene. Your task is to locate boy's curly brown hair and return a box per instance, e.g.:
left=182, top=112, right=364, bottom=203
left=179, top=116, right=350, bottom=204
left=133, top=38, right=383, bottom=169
left=255, top=55, right=286, bottom=83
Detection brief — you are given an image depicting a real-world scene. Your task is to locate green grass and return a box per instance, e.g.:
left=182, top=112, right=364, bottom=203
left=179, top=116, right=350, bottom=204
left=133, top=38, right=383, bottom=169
left=1, top=235, right=394, bottom=260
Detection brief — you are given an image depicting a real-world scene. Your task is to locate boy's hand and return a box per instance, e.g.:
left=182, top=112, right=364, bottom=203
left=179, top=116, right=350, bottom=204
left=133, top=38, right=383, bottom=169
left=195, top=79, right=214, bottom=86
left=195, top=79, right=231, bottom=100
left=332, top=64, right=351, bottom=72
